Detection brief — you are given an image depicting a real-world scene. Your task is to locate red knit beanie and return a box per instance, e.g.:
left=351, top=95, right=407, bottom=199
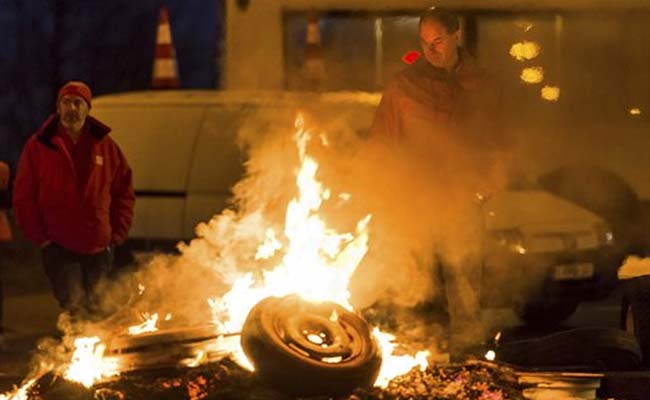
left=57, top=81, right=92, bottom=108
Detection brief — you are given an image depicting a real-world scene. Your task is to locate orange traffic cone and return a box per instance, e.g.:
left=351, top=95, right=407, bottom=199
left=303, top=15, right=325, bottom=90
left=152, top=6, right=180, bottom=89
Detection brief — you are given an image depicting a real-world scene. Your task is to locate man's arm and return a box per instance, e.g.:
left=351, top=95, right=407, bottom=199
left=109, top=147, right=135, bottom=246
left=13, top=142, right=48, bottom=245
left=368, top=81, right=401, bottom=140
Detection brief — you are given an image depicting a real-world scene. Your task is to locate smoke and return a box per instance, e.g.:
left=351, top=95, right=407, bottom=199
left=227, top=100, right=509, bottom=311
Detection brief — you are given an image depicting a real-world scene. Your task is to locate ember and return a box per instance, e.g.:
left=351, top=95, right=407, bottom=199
left=18, top=358, right=524, bottom=400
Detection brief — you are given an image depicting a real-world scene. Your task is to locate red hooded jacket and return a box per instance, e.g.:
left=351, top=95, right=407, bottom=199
left=13, top=114, right=135, bottom=254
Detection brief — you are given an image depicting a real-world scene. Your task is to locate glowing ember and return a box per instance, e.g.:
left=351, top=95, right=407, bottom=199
left=629, top=107, right=642, bottom=116
left=520, top=67, right=544, bottom=84
left=541, top=85, right=560, bottom=102
left=372, top=328, right=429, bottom=388
left=509, top=41, right=540, bottom=61
left=64, top=337, right=119, bottom=387
left=128, top=312, right=160, bottom=335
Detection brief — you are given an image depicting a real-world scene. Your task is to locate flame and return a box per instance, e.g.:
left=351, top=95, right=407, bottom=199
left=629, top=107, right=642, bottom=116
left=373, top=328, right=429, bottom=388
left=509, top=41, right=540, bottom=61
left=541, top=85, right=560, bottom=102
left=520, top=67, right=544, bottom=84
left=63, top=337, right=119, bottom=387
left=210, top=113, right=372, bottom=333
left=206, top=113, right=428, bottom=386
left=128, top=313, right=160, bottom=335
left=485, top=350, right=496, bottom=361
left=0, top=379, right=37, bottom=400
left=255, top=228, right=282, bottom=260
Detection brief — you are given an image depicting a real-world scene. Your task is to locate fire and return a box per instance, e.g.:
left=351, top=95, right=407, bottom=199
left=0, top=379, right=36, bottom=400
left=210, top=113, right=428, bottom=384
left=372, top=329, right=430, bottom=388
left=127, top=312, right=160, bottom=335
left=509, top=41, right=540, bottom=61
left=209, top=113, right=372, bottom=333
left=520, top=67, right=544, bottom=84
left=63, top=337, right=119, bottom=387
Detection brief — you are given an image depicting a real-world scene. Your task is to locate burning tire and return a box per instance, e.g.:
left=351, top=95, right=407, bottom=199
left=240, top=295, right=382, bottom=396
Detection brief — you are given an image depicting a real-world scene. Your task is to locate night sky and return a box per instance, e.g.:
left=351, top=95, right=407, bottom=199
left=0, top=0, right=224, bottom=174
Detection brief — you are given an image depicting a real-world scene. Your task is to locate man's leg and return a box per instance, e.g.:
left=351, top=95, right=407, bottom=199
left=42, top=243, right=85, bottom=314
left=440, top=204, right=485, bottom=356
left=442, top=257, right=484, bottom=355
left=79, top=247, right=113, bottom=318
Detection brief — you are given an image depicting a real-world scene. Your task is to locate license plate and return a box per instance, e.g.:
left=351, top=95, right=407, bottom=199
left=553, top=262, right=595, bottom=281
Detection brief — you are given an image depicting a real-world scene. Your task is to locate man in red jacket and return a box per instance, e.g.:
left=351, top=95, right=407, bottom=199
left=13, top=81, right=135, bottom=318
left=369, top=7, right=510, bottom=359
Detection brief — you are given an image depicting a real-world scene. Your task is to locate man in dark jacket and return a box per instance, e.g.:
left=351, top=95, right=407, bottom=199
left=13, top=81, right=135, bottom=318
left=370, top=7, right=509, bottom=357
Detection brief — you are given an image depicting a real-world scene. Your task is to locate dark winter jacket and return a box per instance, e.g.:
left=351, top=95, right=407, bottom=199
left=369, top=50, right=506, bottom=151
left=13, top=114, right=134, bottom=254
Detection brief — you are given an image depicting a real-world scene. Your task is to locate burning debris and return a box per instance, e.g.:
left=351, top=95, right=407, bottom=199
left=12, top=358, right=525, bottom=400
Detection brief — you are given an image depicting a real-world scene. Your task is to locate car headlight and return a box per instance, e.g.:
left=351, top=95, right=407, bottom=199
left=491, top=228, right=527, bottom=254
left=595, top=224, right=615, bottom=246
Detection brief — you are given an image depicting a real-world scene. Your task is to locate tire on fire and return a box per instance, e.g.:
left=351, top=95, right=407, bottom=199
left=240, top=295, right=382, bottom=396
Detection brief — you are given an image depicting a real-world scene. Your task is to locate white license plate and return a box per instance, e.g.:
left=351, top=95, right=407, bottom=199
left=553, top=262, right=595, bottom=281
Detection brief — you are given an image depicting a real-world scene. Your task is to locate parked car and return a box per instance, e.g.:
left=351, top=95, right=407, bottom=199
left=481, top=187, right=622, bottom=324
left=92, top=90, right=625, bottom=323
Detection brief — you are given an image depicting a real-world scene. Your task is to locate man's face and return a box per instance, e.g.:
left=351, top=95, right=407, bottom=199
left=57, top=94, right=89, bottom=132
left=419, top=19, right=460, bottom=70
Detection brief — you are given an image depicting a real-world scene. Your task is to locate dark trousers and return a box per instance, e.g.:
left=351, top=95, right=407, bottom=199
left=42, top=243, right=112, bottom=318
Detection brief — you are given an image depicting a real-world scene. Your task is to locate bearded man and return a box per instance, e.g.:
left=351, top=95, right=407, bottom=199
left=13, top=81, right=134, bottom=318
